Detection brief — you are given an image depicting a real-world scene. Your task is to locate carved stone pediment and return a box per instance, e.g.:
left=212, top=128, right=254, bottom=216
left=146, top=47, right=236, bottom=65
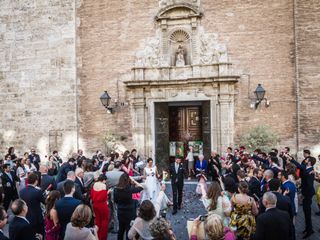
left=158, top=0, right=201, bottom=9
left=156, top=4, right=202, bottom=20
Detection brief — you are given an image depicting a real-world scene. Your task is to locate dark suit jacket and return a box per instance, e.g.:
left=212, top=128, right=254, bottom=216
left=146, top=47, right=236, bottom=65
left=40, top=174, right=57, bottom=192
left=19, top=186, right=45, bottom=228
left=259, top=191, right=293, bottom=220
left=56, top=163, right=76, bottom=183
left=75, top=177, right=85, bottom=194
left=170, top=163, right=184, bottom=186
left=291, top=159, right=315, bottom=197
left=55, top=197, right=81, bottom=239
left=28, top=154, right=40, bottom=171
left=57, top=180, right=83, bottom=201
left=9, top=216, right=37, bottom=240
left=0, top=231, right=9, bottom=240
left=249, top=176, right=261, bottom=200
left=254, top=208, right=292, bottom=240
left=1, top=171, right=19, bottom=198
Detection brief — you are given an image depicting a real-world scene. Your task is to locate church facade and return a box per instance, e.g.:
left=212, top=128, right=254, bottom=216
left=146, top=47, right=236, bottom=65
left=0, top=0, right=319, bottom=162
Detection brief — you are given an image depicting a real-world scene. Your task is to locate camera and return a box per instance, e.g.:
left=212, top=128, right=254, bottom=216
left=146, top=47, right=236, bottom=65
left=199, top=215, right=208, bottom=221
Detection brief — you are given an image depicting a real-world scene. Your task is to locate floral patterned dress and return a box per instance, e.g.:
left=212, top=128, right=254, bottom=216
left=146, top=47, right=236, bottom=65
left=229, top=196, right=256, bottom=240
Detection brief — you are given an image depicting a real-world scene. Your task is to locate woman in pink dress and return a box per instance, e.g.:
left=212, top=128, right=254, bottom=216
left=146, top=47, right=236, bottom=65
left=91, top=174, right=110, bottom=240
left=45, top=190, right=61, bottom=240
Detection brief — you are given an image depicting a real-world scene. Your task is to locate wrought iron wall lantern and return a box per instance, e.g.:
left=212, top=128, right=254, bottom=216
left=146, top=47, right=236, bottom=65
left=250, top=84, right=270, bottom=109
left=100, top=91, right=128, bottom=114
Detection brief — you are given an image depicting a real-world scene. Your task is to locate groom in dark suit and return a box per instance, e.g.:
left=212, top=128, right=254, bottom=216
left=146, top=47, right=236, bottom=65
left=170, top=157, right=185, bottom=215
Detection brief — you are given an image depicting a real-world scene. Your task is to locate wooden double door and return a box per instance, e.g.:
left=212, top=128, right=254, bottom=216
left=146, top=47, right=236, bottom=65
left=169, top=106, right=202, bottom=142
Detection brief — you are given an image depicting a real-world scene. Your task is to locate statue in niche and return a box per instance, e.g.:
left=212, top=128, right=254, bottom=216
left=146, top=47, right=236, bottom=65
left=175, top=45, right=185, bottom=67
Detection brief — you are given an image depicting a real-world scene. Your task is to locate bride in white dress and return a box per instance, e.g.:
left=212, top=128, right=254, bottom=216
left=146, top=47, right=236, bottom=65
left=141, top=158, right=172, bottom=207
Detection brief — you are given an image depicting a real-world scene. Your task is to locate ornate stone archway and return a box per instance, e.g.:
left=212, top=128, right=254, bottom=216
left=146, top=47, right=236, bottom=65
left=124, top=0, right=240, bottom=163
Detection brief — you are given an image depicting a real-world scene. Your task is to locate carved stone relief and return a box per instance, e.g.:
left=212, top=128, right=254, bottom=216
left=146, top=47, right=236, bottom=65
left=198, top=27, right=228, bottom=64
left=159, top=0, right=200, bottom=8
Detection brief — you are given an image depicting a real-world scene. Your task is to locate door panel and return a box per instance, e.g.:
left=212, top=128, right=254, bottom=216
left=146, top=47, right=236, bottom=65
left=169, top=106, right=202, bottom=147
left=155, top=102, right=169, bottom=171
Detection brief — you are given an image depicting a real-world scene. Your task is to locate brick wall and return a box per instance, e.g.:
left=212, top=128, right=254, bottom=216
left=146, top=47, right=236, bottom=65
left=78, top=0, right=298, bottom=153
left=296, top=0, right=320, bottom=154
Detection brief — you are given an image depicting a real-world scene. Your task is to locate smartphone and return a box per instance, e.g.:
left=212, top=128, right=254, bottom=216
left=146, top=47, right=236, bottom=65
left=200, top=215, right=208, bottom=221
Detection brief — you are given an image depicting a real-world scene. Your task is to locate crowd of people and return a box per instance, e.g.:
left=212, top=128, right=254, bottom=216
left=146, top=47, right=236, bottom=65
left=0, top=145, right=319, bottom=240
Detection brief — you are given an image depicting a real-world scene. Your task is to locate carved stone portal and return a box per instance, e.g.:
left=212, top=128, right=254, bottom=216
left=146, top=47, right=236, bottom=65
left=126, top=1, right=240, bottom=163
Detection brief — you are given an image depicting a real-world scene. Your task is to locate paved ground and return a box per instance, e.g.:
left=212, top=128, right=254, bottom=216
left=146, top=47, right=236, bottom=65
left=109, top=182, right=320, bottom=240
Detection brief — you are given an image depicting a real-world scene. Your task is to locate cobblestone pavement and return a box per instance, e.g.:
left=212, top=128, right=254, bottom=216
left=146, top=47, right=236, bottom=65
left=109, top=182, right=320, bottom=240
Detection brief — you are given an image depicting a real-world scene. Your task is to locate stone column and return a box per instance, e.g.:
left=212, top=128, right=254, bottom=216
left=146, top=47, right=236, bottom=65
left=218, top=83, right=234, bottom=152
left=131, top=89, right=147, bottom=156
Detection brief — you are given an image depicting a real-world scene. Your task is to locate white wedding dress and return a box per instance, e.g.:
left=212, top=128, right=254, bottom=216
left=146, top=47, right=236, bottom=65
left=142, top=166, right=160, bottom=203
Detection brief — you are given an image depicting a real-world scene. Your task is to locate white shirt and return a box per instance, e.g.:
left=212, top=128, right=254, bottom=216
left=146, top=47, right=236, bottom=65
left=175, top=163, right=179, bottom=173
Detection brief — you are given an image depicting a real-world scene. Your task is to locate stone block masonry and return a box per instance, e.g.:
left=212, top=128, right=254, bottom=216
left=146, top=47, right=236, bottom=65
left=0, top=0, right=78, bottom=158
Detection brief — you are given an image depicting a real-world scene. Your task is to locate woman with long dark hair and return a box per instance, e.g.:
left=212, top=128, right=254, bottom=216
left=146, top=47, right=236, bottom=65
left=114, top=173, right=144, bottom=240
left=45, top=190, right=61, bottom=240
left=200, top=181, right=231, bottom=226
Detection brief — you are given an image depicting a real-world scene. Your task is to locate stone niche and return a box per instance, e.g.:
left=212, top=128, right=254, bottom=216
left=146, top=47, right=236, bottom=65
left=125, top=0, right=239, bottom=166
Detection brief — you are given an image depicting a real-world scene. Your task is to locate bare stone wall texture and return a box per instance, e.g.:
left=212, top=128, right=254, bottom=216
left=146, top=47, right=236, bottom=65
left=77, top=0, right=298, bottom=153
left=296, top=0, right=320, bottom=154
left=0, top=0, right=78, bottom=158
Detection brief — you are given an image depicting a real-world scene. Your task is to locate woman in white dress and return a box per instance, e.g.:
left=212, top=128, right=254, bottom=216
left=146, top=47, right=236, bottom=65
left=142, top=158, right=160, bottom=203
left=141, top=158, right=172, bottom=207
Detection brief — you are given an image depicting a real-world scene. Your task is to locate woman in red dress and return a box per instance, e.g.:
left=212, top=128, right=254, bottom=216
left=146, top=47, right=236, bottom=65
left=91, top=174, right=110, bottom=240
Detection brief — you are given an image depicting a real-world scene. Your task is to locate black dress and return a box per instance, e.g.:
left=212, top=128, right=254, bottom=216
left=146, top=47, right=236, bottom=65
left=114, top=185, right=143, bottom=240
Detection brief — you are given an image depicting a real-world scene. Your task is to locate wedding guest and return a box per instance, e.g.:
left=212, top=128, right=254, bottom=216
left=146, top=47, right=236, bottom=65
left=9, top=199, right=42, bottom=240
left=149, top=217, right=176, bottom=240
left=190, top=214, right=235, bottom=240
left=64, top=204, right=98, bottom=240
left=91, top=174, right=109, bottom=240
left=0, top=206, right=9, bottom=240
left=200, top=181, right=231, bottom=226
left=230, top=181, right=258, bottom=240
left=45, top=190, right=61, bottom=240
left=1, top=163, right=19, bottom=210
left=19, top=173, right=45, bottom=236
left=114, top=173, right=143, bottom=240
left=254, top=192, right=292, bottom=240
left=55, top=180, right=81, bottom=239
left=28, top=148, right=41, bottom=171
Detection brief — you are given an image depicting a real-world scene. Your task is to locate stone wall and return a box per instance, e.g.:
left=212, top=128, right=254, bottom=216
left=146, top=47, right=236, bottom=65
left=296, top=0, right=320, bottom=154
left=0, top=0, right=78, bottom=158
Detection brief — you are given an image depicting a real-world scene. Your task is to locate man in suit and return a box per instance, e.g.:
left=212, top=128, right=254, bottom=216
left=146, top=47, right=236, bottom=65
left=1, top=163, right=19, bottom=210
left=28, top=148, right=41, bottom=171
left=279, top=170, right=297, bottom=215
left=259, top=178, right=294, bottom=221
left=57, top=170, right=83, bottom=200
left=39, top=164, right=57, bottom=193
left=289, top=154, right=316, bottom=238
left=9, top=199, right=42, bottom=240
left=75, top=167, right=85, bottom=194
left=106, top=161, right=124, bottom=188
left=55, top=180, right=81, bottom=239
left=249, top=168, right=262, bottom=201
left=254, top=192, right=292, bottom=240
left=261, top=169, right=273, bottom=194
left=170, top=156, right=184, bottom=215
left=56, top=157, right=76, bottom=183
left=19, top=173, right=45, bottom=236
left=106, top=160, right=124, bottom=233
left=0, top=206, right=9, bottom=240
